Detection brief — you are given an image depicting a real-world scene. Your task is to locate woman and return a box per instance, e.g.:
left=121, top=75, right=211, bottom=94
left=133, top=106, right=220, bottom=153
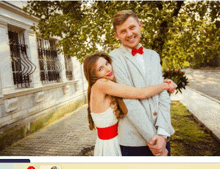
left=83, top=52, right=176, bottom=156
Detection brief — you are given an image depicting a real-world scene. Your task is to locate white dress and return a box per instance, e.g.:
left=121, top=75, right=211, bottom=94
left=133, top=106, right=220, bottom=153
left=91, top=107, right=122, bottom=156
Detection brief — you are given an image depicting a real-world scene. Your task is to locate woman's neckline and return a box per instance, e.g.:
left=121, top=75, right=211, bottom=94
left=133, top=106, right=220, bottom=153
left=91, top=107, right=113, bottom=114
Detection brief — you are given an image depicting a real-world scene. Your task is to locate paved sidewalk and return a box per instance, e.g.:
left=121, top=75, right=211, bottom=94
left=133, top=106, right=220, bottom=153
left=171, top=86, right=220, bottom=142
left=0, top=105, right=96, bottom=156
left=183, top=68, right=220, bottom=101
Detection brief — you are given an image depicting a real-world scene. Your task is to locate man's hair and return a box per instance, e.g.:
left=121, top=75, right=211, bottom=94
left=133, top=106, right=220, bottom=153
left=113, top=10, right=139, bottom=32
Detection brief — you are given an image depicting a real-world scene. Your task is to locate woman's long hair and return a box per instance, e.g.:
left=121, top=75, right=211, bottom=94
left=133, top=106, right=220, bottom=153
left=83, top=52, right=125, bottom=130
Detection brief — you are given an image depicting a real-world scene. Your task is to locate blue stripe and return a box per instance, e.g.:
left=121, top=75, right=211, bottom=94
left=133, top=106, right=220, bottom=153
left=0, top=159, right=30, bottom=163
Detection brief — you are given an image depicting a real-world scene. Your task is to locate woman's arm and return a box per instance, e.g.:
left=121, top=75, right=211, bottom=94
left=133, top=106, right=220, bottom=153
left=164, top=79, right=177, bottom=93
left=94, top=78, right=170, bottom=100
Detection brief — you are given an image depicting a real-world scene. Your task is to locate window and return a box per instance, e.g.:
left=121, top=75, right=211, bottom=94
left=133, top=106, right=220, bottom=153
left=8, top=26, right=36, bottom=88
left=37, top=37, right=61, bottom=84
left=64, top=56, right=73, bottom=80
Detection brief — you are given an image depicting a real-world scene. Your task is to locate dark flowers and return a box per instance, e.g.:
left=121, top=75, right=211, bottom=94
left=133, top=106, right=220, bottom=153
left=163, top=69, right=189, bottom=94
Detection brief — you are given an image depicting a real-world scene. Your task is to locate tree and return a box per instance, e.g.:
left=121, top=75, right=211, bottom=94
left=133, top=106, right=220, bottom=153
left=23, top=1, right=220, bottom=69
left=162, top=1, right=220, bottom=69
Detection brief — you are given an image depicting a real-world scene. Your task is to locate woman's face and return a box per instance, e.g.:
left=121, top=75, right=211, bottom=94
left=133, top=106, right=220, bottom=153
left=94, top=57, right=114, bottom=80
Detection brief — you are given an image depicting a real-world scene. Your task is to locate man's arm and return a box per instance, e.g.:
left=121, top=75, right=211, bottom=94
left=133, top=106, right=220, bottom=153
left=154, top=52, right=175, bottom=139
left=145, top=51, right=174, bottom=156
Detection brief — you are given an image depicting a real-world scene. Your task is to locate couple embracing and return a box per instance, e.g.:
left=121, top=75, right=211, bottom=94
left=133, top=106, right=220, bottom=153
left=83, top=10, right=175, bottom=156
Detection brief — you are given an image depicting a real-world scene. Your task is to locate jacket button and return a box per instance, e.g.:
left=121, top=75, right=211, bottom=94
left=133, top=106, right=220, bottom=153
left=153, top=112, right=158, bottom=116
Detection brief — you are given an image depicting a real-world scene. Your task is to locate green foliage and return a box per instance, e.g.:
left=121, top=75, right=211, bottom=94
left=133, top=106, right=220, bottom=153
left=163, top=69, right=189, bottom=94
left=23, top=1, right=220, bottom=67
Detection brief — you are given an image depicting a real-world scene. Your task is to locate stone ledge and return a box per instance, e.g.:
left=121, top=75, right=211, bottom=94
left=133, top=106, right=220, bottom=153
left=2, top=80, right=79, bottom=100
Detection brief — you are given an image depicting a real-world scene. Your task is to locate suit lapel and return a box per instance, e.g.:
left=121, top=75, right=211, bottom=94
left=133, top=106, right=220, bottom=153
left=119, top=45, right=146, bottom=78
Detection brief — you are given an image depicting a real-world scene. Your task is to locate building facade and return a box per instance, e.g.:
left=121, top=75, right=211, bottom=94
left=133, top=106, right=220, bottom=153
left=0, top=1, right=88, bottom=151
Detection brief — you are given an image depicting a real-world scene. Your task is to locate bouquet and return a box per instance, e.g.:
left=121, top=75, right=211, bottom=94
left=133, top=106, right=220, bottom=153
left=163, top=69, right=189, bottom=94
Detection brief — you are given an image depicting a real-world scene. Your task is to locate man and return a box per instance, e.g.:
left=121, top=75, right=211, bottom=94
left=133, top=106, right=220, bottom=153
left=109, top=10, right=175, bottom=156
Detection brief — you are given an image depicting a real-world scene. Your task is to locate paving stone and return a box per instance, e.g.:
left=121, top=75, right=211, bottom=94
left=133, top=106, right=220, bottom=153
left=0, top=105, right=96, bottom=156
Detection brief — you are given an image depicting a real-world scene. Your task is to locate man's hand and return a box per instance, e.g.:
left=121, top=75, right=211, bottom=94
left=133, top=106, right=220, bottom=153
left=164, top=79, right=177, bottom=93
left=147, top=135, right=168, bottom=156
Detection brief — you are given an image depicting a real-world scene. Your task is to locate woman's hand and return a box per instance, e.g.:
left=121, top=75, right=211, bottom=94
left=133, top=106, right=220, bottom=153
left=164, top=79, right=177, bottom=93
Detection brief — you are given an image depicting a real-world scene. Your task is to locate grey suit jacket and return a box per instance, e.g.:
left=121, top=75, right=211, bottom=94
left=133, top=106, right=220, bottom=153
left=109, top=45, right=175, bottom=146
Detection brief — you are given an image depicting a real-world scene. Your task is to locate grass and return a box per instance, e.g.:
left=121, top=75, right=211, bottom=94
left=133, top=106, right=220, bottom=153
left=170, top=101, right=220, bottom=156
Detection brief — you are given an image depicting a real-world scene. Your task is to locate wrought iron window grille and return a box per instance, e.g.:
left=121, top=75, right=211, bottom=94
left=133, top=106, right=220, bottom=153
left=8, top=31, right=36, bottom=89
left=37, top=38, right=63, bottom=84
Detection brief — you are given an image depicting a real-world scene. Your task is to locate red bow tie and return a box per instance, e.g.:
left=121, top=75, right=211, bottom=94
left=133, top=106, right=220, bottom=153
left=131, top=46, right=143, bottom=56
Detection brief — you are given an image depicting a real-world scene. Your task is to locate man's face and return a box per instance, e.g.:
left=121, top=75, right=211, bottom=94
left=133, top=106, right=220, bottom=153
left=114, top=16, right=142, bottom=49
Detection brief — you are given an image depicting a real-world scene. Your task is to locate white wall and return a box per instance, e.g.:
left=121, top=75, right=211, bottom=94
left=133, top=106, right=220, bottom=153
left=0, top=1, right=87, bottom=134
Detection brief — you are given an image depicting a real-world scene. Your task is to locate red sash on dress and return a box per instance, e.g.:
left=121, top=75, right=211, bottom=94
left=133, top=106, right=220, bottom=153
left=96, top=123, right=118, bottom=140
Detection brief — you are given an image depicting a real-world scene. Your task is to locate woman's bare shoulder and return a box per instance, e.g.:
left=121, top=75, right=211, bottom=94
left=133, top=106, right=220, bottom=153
left=93, top=78, right=110, bottom=88
left=91, top=79, right=108, bottom=104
